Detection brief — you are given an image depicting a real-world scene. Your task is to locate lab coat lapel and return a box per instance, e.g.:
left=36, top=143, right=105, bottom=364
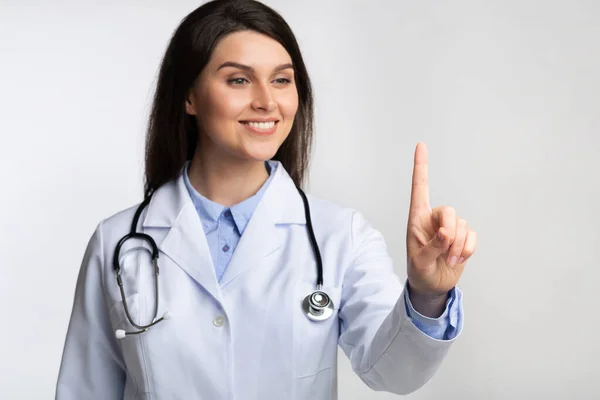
left=142, top=173, right=222, bottom=302
left=219, top=162, right=306, bottom=288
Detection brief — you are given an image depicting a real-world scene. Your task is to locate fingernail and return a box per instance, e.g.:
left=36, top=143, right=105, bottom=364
left=458, top=257, right=465, bottom=264
left=449, top=256, right=458, bottom=266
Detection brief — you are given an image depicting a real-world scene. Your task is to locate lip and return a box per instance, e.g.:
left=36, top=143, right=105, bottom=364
left=239, top=117, right=280, bottom=123
left=239, top=120, right=279, bottom=136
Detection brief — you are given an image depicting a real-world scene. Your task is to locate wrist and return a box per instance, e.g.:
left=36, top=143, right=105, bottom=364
left=406, top=280, right=449, bottom=300
left=406, top=281, right=449, bottom=318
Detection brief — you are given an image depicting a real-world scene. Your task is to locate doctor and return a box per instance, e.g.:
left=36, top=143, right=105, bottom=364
left=56, top=0, right=477, bottom=399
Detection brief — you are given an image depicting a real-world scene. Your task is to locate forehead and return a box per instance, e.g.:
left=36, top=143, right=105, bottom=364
left=208, top=30, right=292, bottom=68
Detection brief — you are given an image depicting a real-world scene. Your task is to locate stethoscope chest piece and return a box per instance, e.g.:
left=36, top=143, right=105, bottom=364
left=302, top=289, right=334, bottom=321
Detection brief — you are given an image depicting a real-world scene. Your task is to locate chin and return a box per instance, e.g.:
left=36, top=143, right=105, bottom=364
left=242, top=149, right=279, bottom=162
left=238, top=142, right=283, bottom=162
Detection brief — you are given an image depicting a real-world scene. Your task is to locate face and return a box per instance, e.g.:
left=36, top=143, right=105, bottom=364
left=185, top=30, right=299, bottom=164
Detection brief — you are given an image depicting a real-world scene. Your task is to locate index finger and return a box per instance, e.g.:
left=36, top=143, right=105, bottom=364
left=409, top=141, right=430, bottom=215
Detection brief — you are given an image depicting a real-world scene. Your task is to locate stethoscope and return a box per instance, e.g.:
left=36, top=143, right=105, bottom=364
left=113, top=185, right=333, bottom=339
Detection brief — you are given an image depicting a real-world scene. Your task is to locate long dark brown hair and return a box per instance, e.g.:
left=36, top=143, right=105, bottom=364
left=143, top=0, right=314, bottom=197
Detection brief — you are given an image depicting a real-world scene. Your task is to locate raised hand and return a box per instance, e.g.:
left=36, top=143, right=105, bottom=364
left=406, top=142, right=477, bottom=297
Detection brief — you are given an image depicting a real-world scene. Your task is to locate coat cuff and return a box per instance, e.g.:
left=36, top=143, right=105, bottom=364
left=403, top=280, right=463, bottom=340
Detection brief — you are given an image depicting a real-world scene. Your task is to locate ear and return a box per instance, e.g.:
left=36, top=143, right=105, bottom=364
left=185, top=92, right=196, bottom=116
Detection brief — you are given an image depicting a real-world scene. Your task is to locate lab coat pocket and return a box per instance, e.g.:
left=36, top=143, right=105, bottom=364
left=108, top=293, right=153, bottom=396
left=294, top=283, right=342, bottom=378
left=296, top=367, right=333, bottom=400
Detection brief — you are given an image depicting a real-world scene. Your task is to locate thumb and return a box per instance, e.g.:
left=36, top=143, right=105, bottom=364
left=418, top=228, right=449, bottom=265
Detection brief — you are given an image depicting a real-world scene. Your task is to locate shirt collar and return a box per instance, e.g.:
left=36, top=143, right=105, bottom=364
left=183, top=160, right=278, bottom=235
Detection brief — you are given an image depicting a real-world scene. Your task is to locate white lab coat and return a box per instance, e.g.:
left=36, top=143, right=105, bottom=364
left=56, top=161, right=461, bottom=400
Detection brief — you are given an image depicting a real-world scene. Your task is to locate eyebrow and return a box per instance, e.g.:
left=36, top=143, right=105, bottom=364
left=216, top=61, right=294, bottom=73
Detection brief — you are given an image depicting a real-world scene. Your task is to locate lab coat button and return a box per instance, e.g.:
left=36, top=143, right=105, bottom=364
left=213, top=316, right=225, bottom=327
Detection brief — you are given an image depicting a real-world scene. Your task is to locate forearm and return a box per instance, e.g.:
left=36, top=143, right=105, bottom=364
left=355, top=287, right=457, bottom=395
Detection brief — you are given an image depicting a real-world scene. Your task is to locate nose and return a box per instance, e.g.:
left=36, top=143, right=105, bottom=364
left=251, top=83, right=276, bottom=112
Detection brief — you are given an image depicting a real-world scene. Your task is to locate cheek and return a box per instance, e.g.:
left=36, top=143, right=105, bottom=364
left=278, top=91, right=299, bottom=120
left=202, top=87, right=249, bottom=123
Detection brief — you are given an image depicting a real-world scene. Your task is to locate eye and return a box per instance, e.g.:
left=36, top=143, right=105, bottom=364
left=273, top=78, right=292, bottom=85
left=228, top=77, right=249, bottom=85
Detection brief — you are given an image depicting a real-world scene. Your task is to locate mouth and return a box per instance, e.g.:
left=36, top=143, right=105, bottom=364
left=239, top=120, right=279, bottom=135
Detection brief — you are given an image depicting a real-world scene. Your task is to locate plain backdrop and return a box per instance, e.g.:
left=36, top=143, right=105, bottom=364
left=1, top=0, right=599, bottom=398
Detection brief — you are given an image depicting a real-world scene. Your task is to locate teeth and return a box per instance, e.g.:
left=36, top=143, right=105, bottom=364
left=244, top=121, right=275, bottom=129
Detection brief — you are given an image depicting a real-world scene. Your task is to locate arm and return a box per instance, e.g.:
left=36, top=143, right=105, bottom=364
left=338, top=211, right=463, bottom=395
left=55, top=221, right=125, bottom=399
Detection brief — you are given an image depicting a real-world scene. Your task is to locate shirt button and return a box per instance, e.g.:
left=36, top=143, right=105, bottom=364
left=224, top=210, right=232, bottom=218
left=222, top=245, right=230, bottom=252
left=213, top=316, right=225, bottom=327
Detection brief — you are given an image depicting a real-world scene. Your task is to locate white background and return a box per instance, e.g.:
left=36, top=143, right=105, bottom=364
left=1, top=0, right=599, bottom=398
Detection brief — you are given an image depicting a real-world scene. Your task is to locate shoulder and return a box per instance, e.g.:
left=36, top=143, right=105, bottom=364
left=92, top=201, right=144, bottom=247
left=304, top=193, right=354, bottom=224
left=303, top=192, right=380, bottom=249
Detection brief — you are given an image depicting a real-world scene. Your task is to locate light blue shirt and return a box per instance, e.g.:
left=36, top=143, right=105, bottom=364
left=183, top=160, right=462, bottom=340
left=183, top=160, right=278, bottom=282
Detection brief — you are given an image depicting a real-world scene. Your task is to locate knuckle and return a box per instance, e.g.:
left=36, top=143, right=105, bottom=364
left=449, top=241, right=462, bottom=253
left=456, top=220, right=468, bottom=236
left=447, top=232, right=457, bottom=244
left=468, top=231, right=477, bottom=244
left=464, top=235, right=477, bottom=255
left=451, top=249, right=463, bottom=257
left=442, top=206, right=456, bottom=217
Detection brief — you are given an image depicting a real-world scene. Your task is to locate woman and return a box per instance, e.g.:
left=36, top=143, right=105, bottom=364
left=56, top=0, right=477, bottom=399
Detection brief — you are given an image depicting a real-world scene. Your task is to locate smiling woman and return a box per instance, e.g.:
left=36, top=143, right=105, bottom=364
left=143, top=0, right=314, bottom=206
left=184, top=30, right=300, bottom=200
left=55, top=1, right=471, bottom=399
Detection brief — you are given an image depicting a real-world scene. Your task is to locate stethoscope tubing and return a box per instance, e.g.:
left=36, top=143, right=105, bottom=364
left=297, top=187, right=324, bottom=288
left=113, top=183, right=332, bottom=339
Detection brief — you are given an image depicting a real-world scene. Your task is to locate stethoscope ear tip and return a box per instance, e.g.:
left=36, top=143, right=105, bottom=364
left=115, top=329, right=126, bottom=340
left=162, top=311, right=171, bottom=320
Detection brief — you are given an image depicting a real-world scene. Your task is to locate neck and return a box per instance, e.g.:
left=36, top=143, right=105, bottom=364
left=187, top=152, right=270, bottom=208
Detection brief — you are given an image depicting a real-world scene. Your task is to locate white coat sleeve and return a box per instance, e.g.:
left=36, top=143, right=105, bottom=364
left=338, top=211, right=463, bottom=395
left=55, top=221, right=125, bottom=399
